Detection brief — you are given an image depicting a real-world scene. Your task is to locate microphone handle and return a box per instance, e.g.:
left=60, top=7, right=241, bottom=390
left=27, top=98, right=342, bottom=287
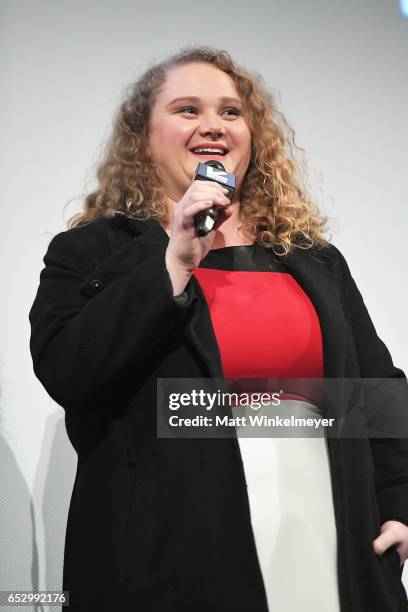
left=194, top=206, right=218, bottom=237
left=192, top=160, right=235, bottom=236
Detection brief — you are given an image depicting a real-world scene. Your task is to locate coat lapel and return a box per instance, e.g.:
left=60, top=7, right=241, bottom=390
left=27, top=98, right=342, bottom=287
left=283, top=246, right=348, bottom=378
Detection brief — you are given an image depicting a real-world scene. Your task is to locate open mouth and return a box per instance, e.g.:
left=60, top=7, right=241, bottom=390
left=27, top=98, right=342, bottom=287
left=190, top=151, right=227, bottom=159
left=189, top=147, right=229, bottom=158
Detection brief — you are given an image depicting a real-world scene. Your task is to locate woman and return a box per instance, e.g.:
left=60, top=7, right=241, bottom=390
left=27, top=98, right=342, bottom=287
left=29, top=47, right=408, bottom=611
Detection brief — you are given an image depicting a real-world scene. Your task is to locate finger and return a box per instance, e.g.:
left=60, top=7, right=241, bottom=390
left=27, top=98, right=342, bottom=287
left=178, top=201, right=220, bottom=229
left=182, top=191, right=229, bottom=209
left=183, top=199, right=230, bottom=220
left=373, top=531, right=400, bottom=556
left=190, top=181, right=230, bottom=196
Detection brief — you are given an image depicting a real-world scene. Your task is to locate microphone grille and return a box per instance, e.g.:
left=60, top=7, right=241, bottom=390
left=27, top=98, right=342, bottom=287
left=204, top=160, right=225, bottom=171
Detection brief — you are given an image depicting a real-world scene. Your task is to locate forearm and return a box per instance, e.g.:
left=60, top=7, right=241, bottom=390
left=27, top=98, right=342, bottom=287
left=165, top=254, right=193, bottom=296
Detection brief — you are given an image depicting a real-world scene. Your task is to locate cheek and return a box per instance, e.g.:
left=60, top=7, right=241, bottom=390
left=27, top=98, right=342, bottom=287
left=159, top=121, right=194, bottom=148
left=237, top=136, right=252, bottom=164
left=150, top=121, right=175, bottom=152
left=233, top=125, right=252, bottom=152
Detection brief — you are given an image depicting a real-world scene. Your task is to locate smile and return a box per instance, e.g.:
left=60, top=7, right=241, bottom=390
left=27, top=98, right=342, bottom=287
left=190, top=150, right=228, bottom=158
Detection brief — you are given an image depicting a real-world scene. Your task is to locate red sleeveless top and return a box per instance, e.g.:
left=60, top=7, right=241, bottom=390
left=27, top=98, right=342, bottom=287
left=192, top=244, right=323, bottom=402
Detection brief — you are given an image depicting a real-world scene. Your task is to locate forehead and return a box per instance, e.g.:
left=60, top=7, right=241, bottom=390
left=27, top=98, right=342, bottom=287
left=157, top=62, right=241, bottom=102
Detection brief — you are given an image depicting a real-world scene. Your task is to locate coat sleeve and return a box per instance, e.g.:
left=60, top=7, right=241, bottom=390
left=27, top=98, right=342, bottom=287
left=29, top=226, right=196, bottom=412
left=331, top=244, right=408, bottom=525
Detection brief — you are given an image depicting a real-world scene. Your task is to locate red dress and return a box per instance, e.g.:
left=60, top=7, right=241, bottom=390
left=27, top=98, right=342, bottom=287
left=193, top=244, right=341, bottom=612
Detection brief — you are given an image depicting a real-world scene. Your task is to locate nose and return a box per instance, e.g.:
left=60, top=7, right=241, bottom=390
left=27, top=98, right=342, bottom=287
left=198, top=113, right=226, bottom=138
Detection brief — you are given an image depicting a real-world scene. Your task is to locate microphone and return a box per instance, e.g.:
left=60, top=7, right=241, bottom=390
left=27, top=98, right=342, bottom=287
left=193, top=160, right=236, bottom=236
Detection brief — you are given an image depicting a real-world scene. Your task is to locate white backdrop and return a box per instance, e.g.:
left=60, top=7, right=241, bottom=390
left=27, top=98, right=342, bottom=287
left=1, top=0, right=407, bottom=608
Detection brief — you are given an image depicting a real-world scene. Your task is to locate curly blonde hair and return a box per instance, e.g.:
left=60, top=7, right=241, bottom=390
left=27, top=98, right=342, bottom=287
left=69, top=46, right=329, bottom=255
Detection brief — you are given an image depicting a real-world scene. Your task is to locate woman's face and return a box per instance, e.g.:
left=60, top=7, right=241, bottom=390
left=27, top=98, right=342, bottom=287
left=148, top=62, right=252, bottom=203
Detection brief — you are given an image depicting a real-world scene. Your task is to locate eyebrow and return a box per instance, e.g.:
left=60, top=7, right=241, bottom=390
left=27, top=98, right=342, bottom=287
left=166, top=96, right=242, bottom=108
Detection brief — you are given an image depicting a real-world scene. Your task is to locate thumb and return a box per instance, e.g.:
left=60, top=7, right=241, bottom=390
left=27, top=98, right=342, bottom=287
left=373, top=526, right=397, bottom=556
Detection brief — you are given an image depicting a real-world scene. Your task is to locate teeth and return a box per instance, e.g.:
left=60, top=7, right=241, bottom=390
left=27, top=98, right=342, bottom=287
left=192, top=148, right=225, bottom=155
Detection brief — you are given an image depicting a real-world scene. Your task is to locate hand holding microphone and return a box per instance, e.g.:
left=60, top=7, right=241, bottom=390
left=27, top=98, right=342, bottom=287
left=165, top=160, right=236, bottom=295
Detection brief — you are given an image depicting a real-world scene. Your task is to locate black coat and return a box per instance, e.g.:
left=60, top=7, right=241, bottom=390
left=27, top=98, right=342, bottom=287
left=29, top=212, right=408, bottom=611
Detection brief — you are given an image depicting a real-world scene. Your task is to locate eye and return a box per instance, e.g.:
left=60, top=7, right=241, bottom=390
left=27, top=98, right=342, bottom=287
left=223, top=107, right=241, bottom=116
left=177, top=106, right=197, bottom=114
left=176, top=106, right=241, bottom=117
